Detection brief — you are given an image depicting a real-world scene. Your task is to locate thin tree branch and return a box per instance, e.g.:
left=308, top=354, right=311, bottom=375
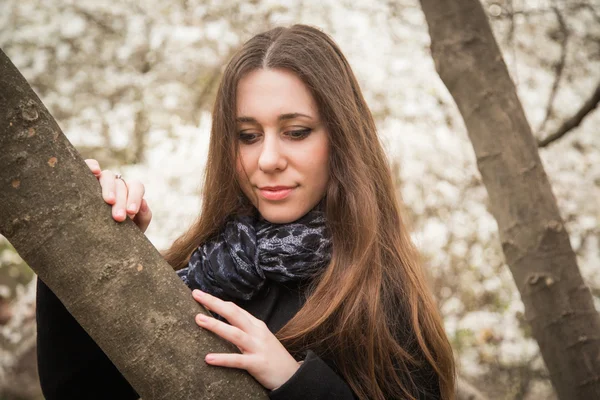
left=571, top=3, right=600, bottom=25
left=457, top=377, right=489, bottom=400
left=536, top=5, right=569, bottom=135
left=69, top=5, right=119, bottom=36
left=538, top=81, right=600, bottom=147
left=502, top=0, right=520, bottom=86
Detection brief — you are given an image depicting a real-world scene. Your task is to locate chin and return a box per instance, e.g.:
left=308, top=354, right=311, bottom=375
left=256, top=204, right=310, bottom=224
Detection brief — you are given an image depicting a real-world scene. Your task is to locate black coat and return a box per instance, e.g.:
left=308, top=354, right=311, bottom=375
left=36, top=276, right=440, bottom=399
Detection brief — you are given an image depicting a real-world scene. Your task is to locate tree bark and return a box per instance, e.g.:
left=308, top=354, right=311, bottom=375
left=0, top=49, right=267, bottom=400
left=418, top=1, right=600, bottom=399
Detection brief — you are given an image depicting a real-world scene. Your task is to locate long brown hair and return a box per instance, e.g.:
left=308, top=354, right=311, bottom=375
left=163, top=24, right=456, bottom=399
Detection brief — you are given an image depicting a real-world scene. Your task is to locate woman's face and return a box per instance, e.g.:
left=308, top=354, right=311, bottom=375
left=235, top=68, right=330, bottom=224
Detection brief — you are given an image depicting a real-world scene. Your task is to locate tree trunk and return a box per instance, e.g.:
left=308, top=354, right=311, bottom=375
left=417, top=1, right=600, bottom=399
left=0, top=49, right=267, bottom=400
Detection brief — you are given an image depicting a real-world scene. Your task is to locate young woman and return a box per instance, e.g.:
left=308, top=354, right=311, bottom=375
left=36, top=24, right=456, bottom=400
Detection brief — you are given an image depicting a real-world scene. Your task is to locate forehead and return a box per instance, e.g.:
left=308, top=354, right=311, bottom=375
left=236, top=68, right=319, bottom=119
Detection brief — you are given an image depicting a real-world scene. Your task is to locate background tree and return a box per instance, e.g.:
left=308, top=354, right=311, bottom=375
left=419, top=0, right=600, bottom=398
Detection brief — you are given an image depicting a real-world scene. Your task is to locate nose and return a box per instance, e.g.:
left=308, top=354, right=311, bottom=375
left=258, top=132, right=287, bottom=173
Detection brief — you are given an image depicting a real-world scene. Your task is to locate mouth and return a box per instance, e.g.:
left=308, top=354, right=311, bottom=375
left=258, top=186, right=296, bottom=201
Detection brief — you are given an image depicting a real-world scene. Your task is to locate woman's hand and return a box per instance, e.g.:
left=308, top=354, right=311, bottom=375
left=192, top=289, right=300, bottom=390
left=84, top=159, right=152, bottom=233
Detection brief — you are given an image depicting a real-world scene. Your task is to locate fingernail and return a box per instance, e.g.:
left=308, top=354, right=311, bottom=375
left=196, top=313, right=207, bottom=322
left=205, top=355, right=215, bottom=362
left=128, top=203, right=137, bottom=212
left=108, top=192, right=115, bottom=200
left=193, top=289, right=202, bottom=297
left=115, top=210, right=125, bottom=218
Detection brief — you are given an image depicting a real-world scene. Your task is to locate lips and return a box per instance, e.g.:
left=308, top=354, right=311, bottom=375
left=259, top=186, right=294, bottom=190
left=258, top=186, right=296, bottom=201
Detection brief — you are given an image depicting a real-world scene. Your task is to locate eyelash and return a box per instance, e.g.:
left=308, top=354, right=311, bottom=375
left=238, top=128, right=312, bottom=144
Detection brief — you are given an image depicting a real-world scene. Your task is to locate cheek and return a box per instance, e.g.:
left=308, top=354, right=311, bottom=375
left=236, top=147, right=258, bottom=172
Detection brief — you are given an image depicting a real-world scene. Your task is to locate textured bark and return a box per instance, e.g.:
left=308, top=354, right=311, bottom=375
left=0, top=49, right=267, bottom=400
left=418, top=1, right=600, bottom=399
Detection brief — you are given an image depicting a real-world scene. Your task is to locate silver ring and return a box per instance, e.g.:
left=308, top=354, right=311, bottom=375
left=115, top=173, right=124, bottom=182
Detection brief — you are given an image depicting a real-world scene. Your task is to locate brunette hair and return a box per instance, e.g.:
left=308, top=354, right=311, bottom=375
left=163, top=24, right=456, bottom=399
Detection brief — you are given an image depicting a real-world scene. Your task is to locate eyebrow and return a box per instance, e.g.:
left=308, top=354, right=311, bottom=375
left=236, top=113, right=314, bottom=123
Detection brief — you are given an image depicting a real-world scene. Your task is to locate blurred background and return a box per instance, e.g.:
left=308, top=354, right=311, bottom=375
left=0, top=0, right=598, bottom=398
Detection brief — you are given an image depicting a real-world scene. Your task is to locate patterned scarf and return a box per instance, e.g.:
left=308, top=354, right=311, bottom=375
left=177, top=207, right=332, bottom=301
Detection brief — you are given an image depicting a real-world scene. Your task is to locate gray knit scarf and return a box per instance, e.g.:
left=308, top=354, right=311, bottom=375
left=177, top=207, right=332, bottom=301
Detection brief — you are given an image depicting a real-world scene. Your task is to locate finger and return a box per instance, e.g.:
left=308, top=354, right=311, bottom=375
left=195, top=313, right=250, bottom=350
left=112, top=178, right=128, bottom=222
left=204, top=353, right=247, bottom=370
left=98, top=170, right=116, bottom=205
left=133, top=199, right=152, bottom=233
left=124, top=180, right=145, bottom=217
left=192, top=290, right=255, bottom=332
left=85, top=159, right=101, bottom=176
left=213, top=299, right=263, bottom=329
